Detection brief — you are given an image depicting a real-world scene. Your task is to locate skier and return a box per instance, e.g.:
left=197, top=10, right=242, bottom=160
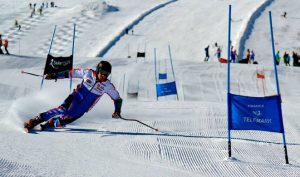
left=282, top=11, right=287, bottom=18
left=3, top=39, right=9, bottom=55
left=15, top=19, right=18, bottom=28
left=24, top=61, right=123, bottom=132
left=204, top=45, right=210, bottom=61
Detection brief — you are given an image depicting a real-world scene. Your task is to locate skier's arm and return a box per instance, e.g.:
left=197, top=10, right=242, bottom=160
left=45, top=69, right=93, bottom=80
left=106, top=83, right=123, bottom=118
left=44, top=72, right=68, bottom=80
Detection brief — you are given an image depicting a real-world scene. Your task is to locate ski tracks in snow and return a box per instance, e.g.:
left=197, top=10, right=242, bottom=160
left=103, top=101, right=300, bottom=177
left=0, top=158, right=47, bottom=177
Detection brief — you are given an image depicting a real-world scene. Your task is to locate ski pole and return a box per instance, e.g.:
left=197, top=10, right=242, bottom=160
left=119, top=117, right=159, bottom=131
left=21, top=70, right=43, bottom=77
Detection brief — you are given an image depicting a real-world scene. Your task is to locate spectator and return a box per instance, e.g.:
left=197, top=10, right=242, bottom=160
left=30, top=8, right=35, bottom=17
left=3, top=39, right=9, bottom=55
left=216, top=46, right=222, bottom=60
left=250, top=50, right=255, bottom=64
left=39, top=7, right=43, bottom=15
left=0, top=34, right=3, bottom=54
left=231, top=49, right=238, bottom=63
left=245, top=49, right=250, bottom=63
left=204, top=45, right=210, bottom=61
left=283, top=51, right=290, bottom=66
left=275, top=51, right=281, bottom=65
left=292, top=51, right=299, bottom=66
left=15, top=20, right=18, bottom=28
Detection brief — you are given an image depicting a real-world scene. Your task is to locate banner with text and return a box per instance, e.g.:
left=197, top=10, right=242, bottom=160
left=156, top=81, right=177, bottom=97
left=43, top=54, right=73, bottom=75
left=229, top=93, right=283, bottom=133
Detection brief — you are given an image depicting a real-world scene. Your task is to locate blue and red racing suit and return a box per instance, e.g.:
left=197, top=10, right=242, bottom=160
left=40, top=68, right=122, bottom=125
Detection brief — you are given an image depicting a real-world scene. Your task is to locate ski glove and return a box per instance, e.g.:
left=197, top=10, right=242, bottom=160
left=114, top=98, right=122, bottom=114
left=45, top=73, right=57, bottom=80
left=45, top=72, right=69, bottom=81
left=112, top=111, right=121, bottom=119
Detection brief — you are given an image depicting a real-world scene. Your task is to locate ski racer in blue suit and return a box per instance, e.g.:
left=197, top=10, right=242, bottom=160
left=24, top=61, right=123, bottom=131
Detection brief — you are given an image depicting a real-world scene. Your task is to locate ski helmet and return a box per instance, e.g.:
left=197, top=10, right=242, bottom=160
left=96, top=61, right=112, bottom=76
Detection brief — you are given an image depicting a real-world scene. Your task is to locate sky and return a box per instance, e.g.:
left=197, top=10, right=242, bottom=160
left=0, top=0, right=300, bottom=176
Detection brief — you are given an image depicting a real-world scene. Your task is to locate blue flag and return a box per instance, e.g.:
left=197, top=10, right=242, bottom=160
left=159, top=73, right=167, bottom=80
left=156, top=81, right=177, bottom=97
left=229, top=93, right=284, bottom=133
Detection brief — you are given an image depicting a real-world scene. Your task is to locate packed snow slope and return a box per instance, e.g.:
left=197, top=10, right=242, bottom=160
left=0, top=0, right=300, bottom=177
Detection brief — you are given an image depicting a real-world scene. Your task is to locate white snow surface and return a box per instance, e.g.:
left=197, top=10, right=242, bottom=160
left=0, top=0, right=300, bottom=176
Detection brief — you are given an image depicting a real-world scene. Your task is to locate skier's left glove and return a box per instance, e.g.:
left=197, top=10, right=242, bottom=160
left=112, top=112, right=121, bottom=119
left=113, top=98, right=122, bottom=119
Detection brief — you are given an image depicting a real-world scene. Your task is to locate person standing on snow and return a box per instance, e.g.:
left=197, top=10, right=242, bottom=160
left=283, top=51, right=290, bottom=66
left=275, top=51, right=281, bottom=65
left=292, top=51, right=299, bottom=66
left=245, top=49, right=250, bottom=63
left=0, top=34, right=3, bottom=54
left=3, top=39, right=9, bottom=55
left=216, top=46, right=222, bottom=60
left=24, top=61, right=123, bottom=132
left=230, top=49, right=238, bottom=63
left=250, top=50, right=255, bottom=64
left=204, top=45, right=210, bottom=61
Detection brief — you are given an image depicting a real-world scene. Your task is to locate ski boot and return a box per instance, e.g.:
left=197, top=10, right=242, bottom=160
left=24, top=115, right=44, bottom=133
left=40, top=118, right=64, bottom=131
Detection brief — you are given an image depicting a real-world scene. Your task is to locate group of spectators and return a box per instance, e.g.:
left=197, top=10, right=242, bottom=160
left=203, top=43, right=300, bottom=68
left=204, top=42, right=255, bottom=64
left=276, top=50, right=300, bottom=66
left=29, top=2, right=56, bottom=17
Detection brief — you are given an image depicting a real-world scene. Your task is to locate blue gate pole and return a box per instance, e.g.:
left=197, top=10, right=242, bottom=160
left=168, top=45, right=179, bottom=100
left=70, top=23, right=76, bottom=92
left=227, top=5, right=232, bottom=158
left=154, top=48, right=158, bottom=100
left=269, top=11, right=289, bottom=164
left=40, top=25, right=57, bottom=90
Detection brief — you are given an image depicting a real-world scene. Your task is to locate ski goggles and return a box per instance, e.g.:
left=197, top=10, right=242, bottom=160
left=96, top=69, right=110, bottom=76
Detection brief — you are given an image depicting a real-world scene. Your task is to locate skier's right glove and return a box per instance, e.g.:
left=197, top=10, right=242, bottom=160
left=45, top=73, right=57, bottom=81
left=45, top=72, right=69, bottom=81
left=112, top=112, right=121, bottom=119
